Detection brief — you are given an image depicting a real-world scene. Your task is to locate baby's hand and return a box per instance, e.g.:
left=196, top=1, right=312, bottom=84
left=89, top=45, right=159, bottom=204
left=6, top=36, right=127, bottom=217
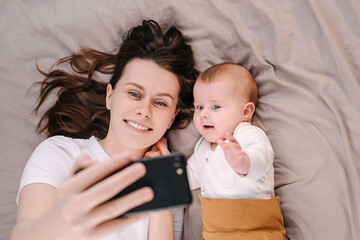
left=217, top=132, right=250, bottom=176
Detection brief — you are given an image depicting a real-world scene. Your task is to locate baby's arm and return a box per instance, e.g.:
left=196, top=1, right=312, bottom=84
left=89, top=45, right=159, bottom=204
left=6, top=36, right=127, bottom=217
left=217, top=132, right=250, bottom=176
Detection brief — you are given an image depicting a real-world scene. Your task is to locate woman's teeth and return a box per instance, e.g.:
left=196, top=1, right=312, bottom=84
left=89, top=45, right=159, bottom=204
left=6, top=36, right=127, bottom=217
left=127, top=121, right=149, bottom=130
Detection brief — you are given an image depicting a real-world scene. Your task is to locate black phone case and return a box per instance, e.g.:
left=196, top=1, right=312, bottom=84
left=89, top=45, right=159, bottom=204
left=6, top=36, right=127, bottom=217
left=114, top=152, right=192, bottom=215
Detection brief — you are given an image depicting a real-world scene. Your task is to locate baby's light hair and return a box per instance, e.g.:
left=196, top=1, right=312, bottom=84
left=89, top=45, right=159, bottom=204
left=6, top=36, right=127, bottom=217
left=197, top=62, right=258, bottom=105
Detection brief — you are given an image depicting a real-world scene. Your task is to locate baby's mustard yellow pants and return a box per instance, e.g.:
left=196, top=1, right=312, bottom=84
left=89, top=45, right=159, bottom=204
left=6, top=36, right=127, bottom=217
left=199, top=196, right=287, bottom=240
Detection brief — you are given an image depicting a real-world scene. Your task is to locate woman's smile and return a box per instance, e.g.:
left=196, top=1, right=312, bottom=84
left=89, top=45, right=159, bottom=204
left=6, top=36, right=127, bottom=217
left=125, top=119, right=152, bottom=132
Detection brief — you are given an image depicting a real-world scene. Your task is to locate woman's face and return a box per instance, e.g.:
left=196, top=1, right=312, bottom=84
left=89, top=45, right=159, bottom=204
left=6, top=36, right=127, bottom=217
left=104, top=59, right=180, bottom=156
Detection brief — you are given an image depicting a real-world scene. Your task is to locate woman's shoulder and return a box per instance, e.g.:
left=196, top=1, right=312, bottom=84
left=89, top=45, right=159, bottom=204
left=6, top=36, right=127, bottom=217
left=39, top=135, right=88, bottom=144
left=32, top=135, right=95, bottom=160
left=23, top=136, right=98, bottom=184
left=37, top=135, right=92, bottom=150
left=34, top=135, right=107, bottom=162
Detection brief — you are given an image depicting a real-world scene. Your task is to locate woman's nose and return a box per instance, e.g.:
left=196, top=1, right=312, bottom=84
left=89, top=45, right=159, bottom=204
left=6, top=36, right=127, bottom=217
left=136, top=102, right=151, bottom=118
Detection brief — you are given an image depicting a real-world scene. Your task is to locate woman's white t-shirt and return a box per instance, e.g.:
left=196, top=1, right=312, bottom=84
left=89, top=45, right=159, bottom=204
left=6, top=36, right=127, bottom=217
left=17, top=135, right=184, bottom=240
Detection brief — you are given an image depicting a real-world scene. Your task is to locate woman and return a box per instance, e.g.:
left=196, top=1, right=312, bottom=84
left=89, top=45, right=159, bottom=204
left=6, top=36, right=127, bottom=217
left=11, top=20, right=198, bottom=240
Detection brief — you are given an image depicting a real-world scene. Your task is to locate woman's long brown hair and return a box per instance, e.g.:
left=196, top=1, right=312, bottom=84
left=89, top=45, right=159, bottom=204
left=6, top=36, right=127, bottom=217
left=33, top=20, right=198, bottom=139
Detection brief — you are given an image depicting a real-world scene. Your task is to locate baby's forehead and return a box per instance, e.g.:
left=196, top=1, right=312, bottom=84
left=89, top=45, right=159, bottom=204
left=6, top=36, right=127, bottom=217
left=196, top=64, right=257, bottom=103
left=208, top=72, right=251, bottom=91
left=195, top=77, right=244, bottom=99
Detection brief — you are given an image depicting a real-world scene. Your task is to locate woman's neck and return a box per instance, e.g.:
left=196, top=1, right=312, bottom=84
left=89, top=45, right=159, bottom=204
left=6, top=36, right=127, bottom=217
left=99, top=136, right=149, bottom=160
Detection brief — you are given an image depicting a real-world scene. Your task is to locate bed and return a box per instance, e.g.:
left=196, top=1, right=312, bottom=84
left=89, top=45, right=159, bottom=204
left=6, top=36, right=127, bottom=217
left=1, top=1, right=359, bottom=239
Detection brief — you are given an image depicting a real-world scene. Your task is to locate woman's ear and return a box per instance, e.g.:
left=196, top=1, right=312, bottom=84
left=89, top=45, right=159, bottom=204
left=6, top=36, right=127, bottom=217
left=168, top=108, right=180, bottom=129
left=105, top=84, right=113, bottom=110
left=243, top=102, right=255, bottom=122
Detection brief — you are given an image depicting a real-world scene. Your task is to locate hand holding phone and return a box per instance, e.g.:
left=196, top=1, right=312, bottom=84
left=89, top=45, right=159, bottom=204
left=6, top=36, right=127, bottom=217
left=76, top=152, right=192, bottom=216
left=114, top=152, right=192, bottom=215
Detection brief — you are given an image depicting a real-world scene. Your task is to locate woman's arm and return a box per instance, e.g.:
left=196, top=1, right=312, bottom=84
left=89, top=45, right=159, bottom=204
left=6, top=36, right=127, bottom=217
left=12, top=184, right=59, bottom=240
left=145, top=138, right=175, bottom=240
left=148, top=210, right=174, bottom=240
left=11, top=153, right=153, bottom=240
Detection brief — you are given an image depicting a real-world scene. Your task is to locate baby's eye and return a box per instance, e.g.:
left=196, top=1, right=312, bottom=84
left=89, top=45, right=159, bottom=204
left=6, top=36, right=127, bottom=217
left=196, top=106, right=203, bottom=111
left=212, top=105, right=221, bottom=110
left=154, top=101, right=167, bottom=107
left=128, top=91, right=140, bottom=98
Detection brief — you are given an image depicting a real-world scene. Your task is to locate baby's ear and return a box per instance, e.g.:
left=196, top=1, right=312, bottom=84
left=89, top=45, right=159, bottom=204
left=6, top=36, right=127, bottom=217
left=243, top=102, right=255, bottom=122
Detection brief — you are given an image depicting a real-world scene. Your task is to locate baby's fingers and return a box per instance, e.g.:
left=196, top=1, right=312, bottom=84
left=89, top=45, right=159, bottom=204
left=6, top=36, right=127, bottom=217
left=224, top=132, right=238, bottom=143
left=217, top=139, right=229, bottom=150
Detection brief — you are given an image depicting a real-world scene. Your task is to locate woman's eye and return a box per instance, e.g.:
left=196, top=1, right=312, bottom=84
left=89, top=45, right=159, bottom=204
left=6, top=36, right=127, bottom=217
left=212, top=105, right=220, bottom=110
left=129, top=91, right=140, bottom=98
left=154, top=101, right=167, bottom=107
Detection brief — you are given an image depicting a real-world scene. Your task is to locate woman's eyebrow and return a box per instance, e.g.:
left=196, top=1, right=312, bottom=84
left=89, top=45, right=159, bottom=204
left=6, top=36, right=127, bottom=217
left=126, top=82, right=144, bottom=91
left=125, top=82, right=174, bottom=100
left=157, top=93, right=174, bottom=101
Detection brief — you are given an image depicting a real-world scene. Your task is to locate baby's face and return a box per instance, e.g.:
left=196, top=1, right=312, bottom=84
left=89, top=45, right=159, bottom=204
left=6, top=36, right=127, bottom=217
left=193, top=77, right=249, bottom=143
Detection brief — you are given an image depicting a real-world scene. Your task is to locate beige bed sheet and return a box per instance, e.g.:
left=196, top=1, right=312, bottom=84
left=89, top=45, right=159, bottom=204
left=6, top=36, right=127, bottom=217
left=1, top=1, right=359, bottom=239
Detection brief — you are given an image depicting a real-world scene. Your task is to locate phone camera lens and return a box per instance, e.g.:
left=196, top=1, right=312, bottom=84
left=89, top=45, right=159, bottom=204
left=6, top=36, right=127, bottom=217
left=176, top=168, right=183, bottom=175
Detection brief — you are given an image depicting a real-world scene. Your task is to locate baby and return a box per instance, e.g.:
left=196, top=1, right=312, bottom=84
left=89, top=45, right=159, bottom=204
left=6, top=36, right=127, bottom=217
left=186, top=62, right=287, bottom=240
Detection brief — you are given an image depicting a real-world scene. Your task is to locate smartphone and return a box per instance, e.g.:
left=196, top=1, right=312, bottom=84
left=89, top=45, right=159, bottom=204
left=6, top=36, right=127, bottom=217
left=78, top=152, right=192, bottom=216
